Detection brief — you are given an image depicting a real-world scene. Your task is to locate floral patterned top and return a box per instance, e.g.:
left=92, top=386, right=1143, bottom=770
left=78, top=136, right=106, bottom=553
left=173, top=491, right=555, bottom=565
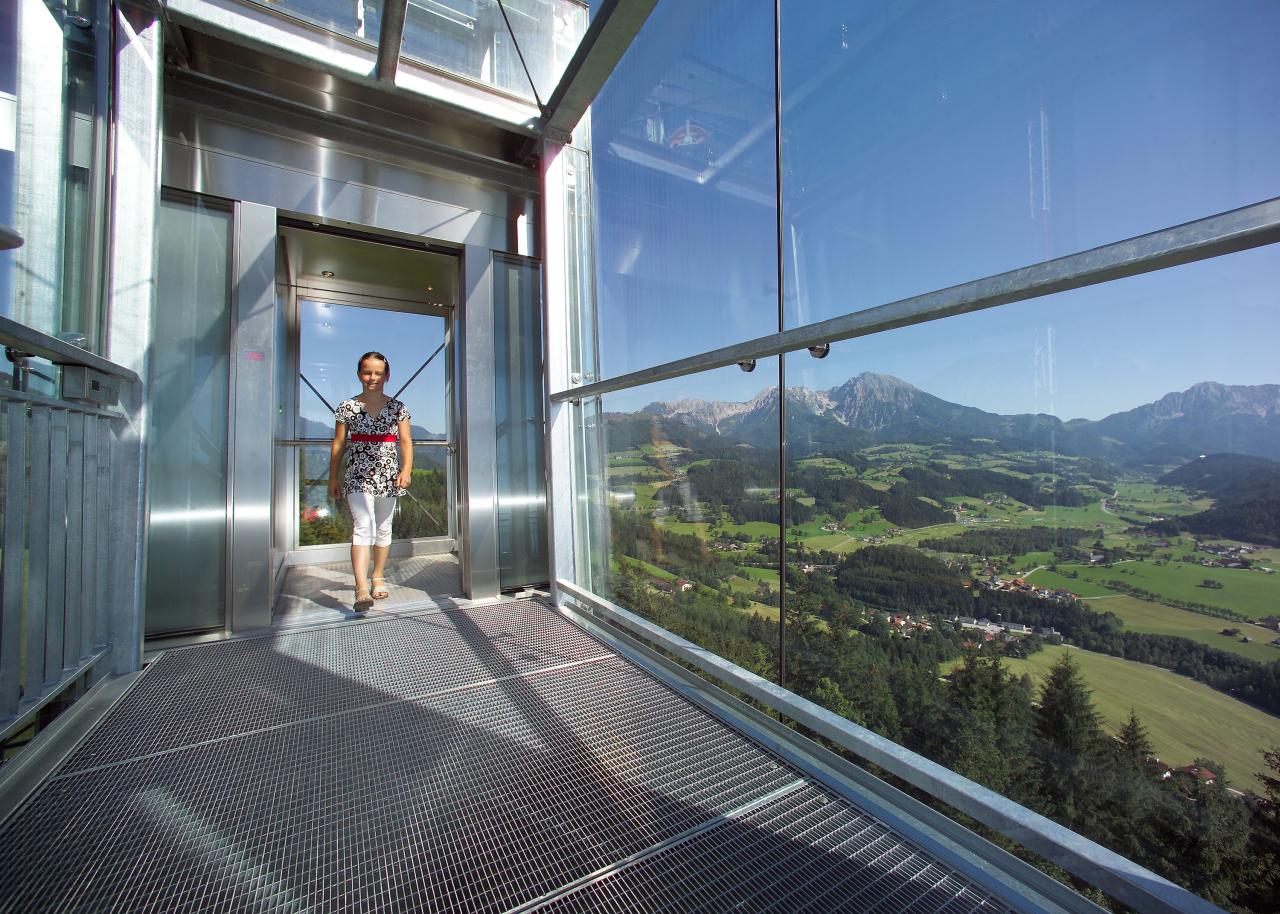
left=336, top=397, right=411, bottom=497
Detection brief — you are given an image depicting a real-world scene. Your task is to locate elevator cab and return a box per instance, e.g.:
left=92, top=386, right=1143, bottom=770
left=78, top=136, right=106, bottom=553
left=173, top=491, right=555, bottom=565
left=141, top=41, right=548, bottom=642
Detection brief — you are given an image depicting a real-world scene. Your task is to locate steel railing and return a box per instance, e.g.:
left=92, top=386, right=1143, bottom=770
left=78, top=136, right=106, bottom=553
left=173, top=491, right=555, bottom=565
left=0, top=314, right=140, bottom=748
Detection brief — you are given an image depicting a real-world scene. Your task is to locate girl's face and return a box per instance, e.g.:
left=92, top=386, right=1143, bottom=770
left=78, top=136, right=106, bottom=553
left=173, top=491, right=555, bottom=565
left=358, top=357, right=388, bottom=394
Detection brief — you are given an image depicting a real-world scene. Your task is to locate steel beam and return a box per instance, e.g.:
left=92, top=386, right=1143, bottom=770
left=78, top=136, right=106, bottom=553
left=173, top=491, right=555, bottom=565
left=537, top=0, right=660, bottom=143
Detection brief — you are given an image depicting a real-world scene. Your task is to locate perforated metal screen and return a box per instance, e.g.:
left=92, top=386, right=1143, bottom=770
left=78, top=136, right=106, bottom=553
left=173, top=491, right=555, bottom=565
left=0, top=599, right=1017, bottom=913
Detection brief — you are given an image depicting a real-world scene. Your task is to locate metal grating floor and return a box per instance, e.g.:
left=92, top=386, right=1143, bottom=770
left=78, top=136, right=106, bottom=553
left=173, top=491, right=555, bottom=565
left=0, top=599, right=1019, bottom=914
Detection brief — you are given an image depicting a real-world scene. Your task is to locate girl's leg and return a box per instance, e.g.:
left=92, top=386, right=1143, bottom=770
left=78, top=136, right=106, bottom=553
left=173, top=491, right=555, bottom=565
left=369, top=497, right=396, bottom=598
left=348, top=492, right=377, bottom=607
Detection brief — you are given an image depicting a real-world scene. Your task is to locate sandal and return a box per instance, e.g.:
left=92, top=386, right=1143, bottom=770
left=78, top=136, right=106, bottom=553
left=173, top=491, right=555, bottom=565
left=353, top=588, right=374, bottom=614
left=371, top=578, right=390, bottom=600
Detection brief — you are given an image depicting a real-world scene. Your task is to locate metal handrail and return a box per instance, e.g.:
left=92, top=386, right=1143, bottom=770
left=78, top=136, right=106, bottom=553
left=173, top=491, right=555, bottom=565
left=0, top=314, right=139, bottom=383
left=551, top=196, right=1280, bottom=403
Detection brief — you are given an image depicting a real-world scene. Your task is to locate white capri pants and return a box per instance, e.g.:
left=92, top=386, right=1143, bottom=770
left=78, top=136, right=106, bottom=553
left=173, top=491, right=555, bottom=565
left=347, top=492, right=396, bottom=547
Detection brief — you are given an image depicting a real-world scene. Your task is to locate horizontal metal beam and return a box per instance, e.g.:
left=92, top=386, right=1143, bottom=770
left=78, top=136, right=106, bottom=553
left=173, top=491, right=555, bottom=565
left=552, top=197, right=1280, bottom=403
left=555, top=580, right=1228, bottom=914
left=0, top=316, right=140, bottom=383
left=538, top=0, right=660, bottom=143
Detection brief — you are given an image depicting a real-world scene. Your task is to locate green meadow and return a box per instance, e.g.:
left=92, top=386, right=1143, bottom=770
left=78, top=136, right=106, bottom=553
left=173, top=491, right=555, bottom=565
left=951, top=645, right=1280, bottom=785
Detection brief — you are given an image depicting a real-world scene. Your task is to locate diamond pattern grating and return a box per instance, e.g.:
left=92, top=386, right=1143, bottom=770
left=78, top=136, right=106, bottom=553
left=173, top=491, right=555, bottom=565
left=0, top=598, right=1019, bottom=913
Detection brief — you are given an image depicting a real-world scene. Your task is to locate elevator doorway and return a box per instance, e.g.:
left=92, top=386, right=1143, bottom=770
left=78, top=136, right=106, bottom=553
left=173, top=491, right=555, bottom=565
left=273, top=228, right=460, bottom=613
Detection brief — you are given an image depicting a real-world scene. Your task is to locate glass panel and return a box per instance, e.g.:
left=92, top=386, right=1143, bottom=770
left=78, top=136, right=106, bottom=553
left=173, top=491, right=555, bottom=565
left=2, top=0, right=105, bottom=349
left=780, top=247, right=1280, bottom=909
left=297, top=300, right=447, bottom=442
left=400, top=0, right=588, bottom=102
left=779, top=1, right=1280, bottom=329
left=298, top=444, right=449, bottom=545
left=493, top=256, right=547, bottom=588
left=573, top=361, right=782, bottom=679
left=583, top=1, right=779, bottom=379
left=145, top=195, right=232, bottom=636
left=240, top=0, right=381, bottom=45
left=296, top=300, right=448, bottom=549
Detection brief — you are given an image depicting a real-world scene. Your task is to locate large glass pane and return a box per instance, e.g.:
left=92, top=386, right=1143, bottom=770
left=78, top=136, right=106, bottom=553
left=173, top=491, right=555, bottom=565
left=2, top=0, right=105, bottom=349
left=297, top=300, right=447, bottom=442
left=299, top=444, right=448, bottom=545
left=241, top=0, right=381, bottom=46
left=401, top=0, right=588, bottom=102
left=780, top=247, right=1280, bottom=911
left=296, top=300, right=448, bottom=549
left=493, top=256, right=547, bottom=588
left=583, top=1, right=779, bottom=379
left=145, top=196, right=233, bottom=636
left=573, top=361, right=782, bottom=679
left=779, top=0, right=1280, bottom=329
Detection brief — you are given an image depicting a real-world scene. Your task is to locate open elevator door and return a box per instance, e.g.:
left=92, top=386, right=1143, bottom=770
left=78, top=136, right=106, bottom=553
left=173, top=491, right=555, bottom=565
left=274, top=227, right=459, bottom=582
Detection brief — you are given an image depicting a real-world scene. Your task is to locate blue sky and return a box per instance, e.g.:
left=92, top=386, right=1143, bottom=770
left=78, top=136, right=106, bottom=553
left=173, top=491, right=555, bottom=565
left=589, top=0, right=1280, bottom=420
left=299, top=300, right=447, bottom=434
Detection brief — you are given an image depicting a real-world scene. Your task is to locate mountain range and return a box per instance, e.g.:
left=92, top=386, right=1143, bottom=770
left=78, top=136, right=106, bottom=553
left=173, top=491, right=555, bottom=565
left=639, top=373, right=1280, bottom=463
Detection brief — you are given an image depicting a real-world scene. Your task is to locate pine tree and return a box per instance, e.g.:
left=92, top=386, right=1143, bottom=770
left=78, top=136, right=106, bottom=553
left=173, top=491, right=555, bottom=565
left=1115, top=707, right=1154, bottom=769
left=1035, top=652, right=1104, bottom=756
left=1033, top=652, right=1105, bottom=827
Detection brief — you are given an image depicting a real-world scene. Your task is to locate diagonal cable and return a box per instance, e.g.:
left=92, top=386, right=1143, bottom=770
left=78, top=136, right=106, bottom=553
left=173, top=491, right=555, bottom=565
left=496, top=0, right=545, bottom=111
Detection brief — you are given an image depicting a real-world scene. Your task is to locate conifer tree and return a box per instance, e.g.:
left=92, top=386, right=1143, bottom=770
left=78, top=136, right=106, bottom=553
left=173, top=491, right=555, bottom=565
left=1115, top=707, right=1154, bottom=768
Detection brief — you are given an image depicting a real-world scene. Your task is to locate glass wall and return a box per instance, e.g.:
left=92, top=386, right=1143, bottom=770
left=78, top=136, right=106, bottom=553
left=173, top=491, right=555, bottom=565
left=572, top=361, right=782, bottom=680
left=558, top=2, right=1280, bottom=910
left=1, top=0, right=106, bottom=350
left=145, top=195, right=234, bottom=637
left=584, top=0, right=780, bottom=378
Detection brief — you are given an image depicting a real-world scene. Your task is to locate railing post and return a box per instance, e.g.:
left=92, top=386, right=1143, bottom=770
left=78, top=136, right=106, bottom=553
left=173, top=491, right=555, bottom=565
left=1, top=402, right=27, bottom=716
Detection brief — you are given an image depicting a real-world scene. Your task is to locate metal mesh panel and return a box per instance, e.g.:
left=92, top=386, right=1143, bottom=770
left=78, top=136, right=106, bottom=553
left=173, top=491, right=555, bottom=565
left=1, top=658, right=795, bottom=913
left=530, top=785, right=1014, bottom=914
left=1, top=598, right=1027, bottom=913
left=66, top=600, right=609, bottom=771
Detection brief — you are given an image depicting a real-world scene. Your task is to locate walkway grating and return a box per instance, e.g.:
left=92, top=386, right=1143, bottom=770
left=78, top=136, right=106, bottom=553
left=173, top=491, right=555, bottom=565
left=0, top=599, right=1017, bottom=913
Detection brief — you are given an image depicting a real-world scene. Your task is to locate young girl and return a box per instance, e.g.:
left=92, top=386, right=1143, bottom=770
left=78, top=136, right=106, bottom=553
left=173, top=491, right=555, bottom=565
left=328, top=351, right=413, bottom=612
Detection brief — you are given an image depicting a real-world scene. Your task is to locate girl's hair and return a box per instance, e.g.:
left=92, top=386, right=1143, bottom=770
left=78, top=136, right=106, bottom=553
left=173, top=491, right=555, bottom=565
left=357, top=351, right=390, bottom=377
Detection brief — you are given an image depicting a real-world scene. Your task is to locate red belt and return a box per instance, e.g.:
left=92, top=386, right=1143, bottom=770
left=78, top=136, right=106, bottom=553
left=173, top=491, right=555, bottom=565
left=350, top=434, right=398, bottom=442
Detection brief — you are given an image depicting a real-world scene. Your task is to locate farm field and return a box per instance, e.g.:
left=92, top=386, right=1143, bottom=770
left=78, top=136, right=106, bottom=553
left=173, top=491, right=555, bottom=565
left=955, top=645, right=1280, bottom=785
left=1080, top=594, right=1280, bottom=664
left=1067, top=560, right=1277, bottom=620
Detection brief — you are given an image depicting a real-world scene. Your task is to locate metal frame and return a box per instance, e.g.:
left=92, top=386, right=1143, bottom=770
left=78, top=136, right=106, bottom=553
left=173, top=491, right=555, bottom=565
left=555, top=581, right=1228, bottom=914
left=280, top=284, right=459, bottom=567
left=551, top=197, right=1280, bottom=403
left=374, top=0, right=409, bottom=83
left=458, top=244, right=501, bottom=599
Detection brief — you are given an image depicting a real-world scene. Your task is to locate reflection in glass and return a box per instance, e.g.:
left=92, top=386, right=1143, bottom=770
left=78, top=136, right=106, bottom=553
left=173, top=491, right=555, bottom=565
left=400, top=0, right=587, bottom=102
left=241, top=0, right=381, bottom=45
left=779, top=0, right=1280, bottom=329
left=583, top=1, right=779, bottom=378
left=573, top=361, right=782, bottom=678
left=3, top=0, right=106, bottom=349
left=145, top=196, right=232, bottom=636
